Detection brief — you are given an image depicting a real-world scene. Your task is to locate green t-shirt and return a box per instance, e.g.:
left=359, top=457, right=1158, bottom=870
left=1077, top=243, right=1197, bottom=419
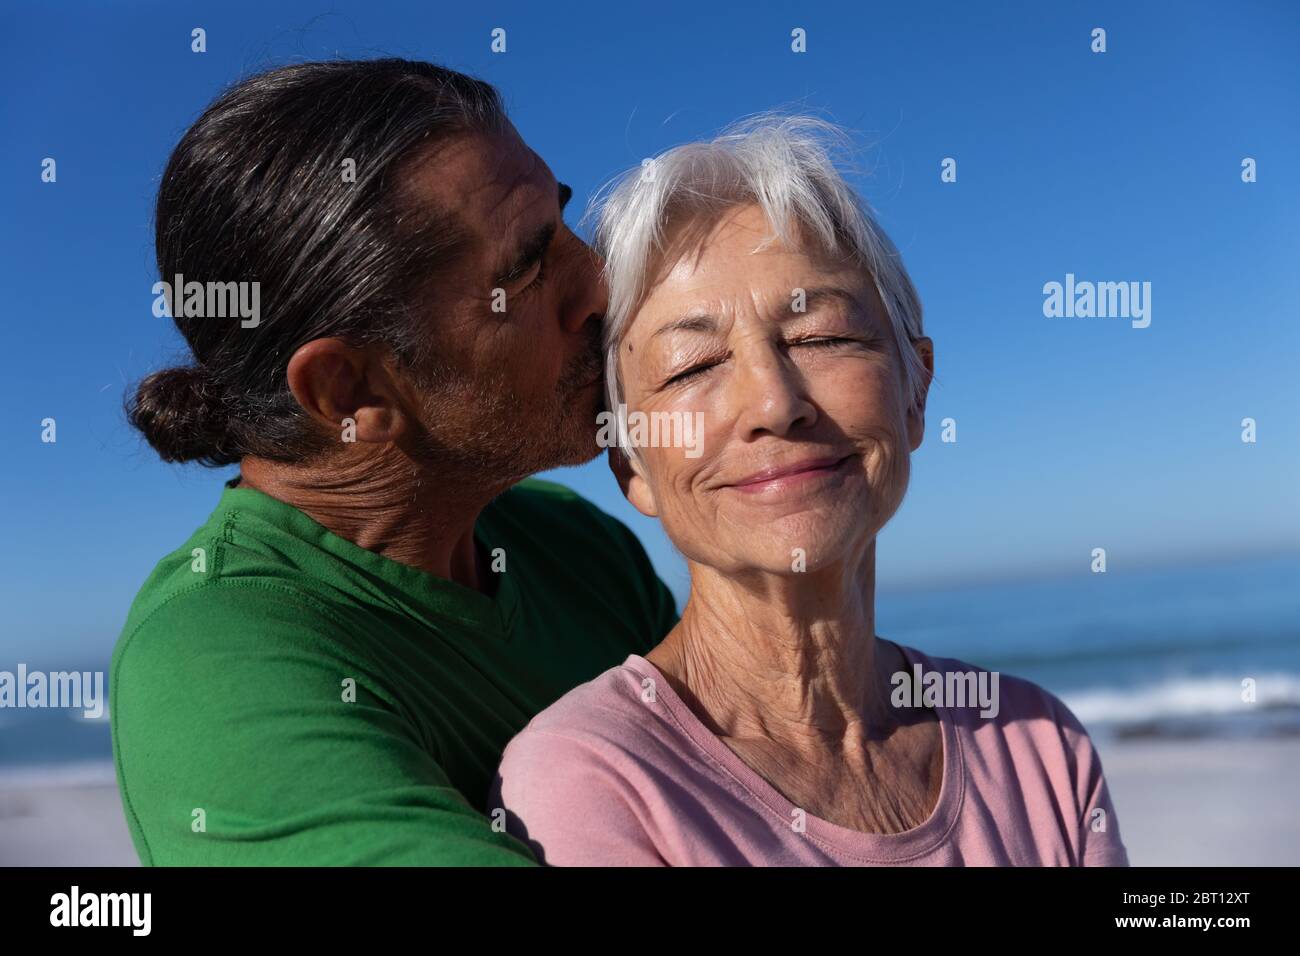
left=110, top=478, right=678, bottom=865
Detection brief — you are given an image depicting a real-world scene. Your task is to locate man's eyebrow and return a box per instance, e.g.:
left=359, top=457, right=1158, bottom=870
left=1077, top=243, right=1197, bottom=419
left=492, top=182, right=572, bottom=287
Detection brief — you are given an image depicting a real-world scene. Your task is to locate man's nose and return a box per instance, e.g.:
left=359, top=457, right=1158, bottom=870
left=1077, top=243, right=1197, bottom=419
left=560, top=234, right=608, bottom=334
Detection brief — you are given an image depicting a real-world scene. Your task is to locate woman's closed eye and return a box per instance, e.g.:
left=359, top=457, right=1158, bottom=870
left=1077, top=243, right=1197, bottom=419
left=791, top=335, right=859, bottom=350
left=659, top=336, right=872, bottom=389
left=661, top=356, right=727, bottom=389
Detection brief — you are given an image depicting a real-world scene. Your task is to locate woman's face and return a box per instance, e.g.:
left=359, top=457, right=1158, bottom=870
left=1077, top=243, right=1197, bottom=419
left=617, top=203, right=932, bottom=577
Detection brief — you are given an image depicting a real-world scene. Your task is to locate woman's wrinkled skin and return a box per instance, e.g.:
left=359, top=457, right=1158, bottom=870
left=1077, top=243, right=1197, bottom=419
left=614, top=203, right=941, bottom=835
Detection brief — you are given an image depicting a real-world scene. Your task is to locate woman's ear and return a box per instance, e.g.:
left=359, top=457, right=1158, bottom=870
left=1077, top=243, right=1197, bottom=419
left=608, top=447, right=659, bottom=518
left=905, top=336, right=935, bottom=452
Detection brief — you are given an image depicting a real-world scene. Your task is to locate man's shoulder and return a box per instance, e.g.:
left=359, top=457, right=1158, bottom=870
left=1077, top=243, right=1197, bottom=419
left=486, top=478, right=657, bottom=577
left=113, top=499, right=353, bottom=687
left=488, top=477, right=620, bottom=532
left=116, top=508, right=230, bottom=641
left=486, top=478, right=678, bottom=636
left=113, top=567, right=346, bottom=681
left=123, top=493, right=312, bottom=619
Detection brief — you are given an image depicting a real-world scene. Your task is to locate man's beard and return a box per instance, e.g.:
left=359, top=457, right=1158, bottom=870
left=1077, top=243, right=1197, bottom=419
left=404, top=346, right=605, bottom=483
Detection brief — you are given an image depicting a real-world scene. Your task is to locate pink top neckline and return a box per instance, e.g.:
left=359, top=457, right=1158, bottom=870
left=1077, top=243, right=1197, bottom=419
left=621, top=641, right=967, bottom=863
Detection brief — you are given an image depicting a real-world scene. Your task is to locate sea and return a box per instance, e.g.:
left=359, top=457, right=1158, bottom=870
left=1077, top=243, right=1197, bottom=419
left=877, top=552, right=1300, bottom=743
left=1, top=552, right=1297, bottom=784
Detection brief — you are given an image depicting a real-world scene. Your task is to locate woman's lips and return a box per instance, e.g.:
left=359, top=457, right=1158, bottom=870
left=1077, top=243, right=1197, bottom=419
left=726, top=454, right=854, bottom=494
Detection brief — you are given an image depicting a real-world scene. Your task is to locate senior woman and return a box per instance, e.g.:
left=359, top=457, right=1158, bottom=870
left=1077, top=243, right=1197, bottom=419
left=489, top=115, right=1129, bottom=866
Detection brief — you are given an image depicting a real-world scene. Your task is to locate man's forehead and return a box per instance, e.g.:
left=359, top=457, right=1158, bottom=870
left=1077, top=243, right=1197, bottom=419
left=404, top=128, right=551, bottom=224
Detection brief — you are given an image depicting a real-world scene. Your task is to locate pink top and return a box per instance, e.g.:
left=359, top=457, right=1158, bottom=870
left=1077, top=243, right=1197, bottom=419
left=489, top=643, right=1130, bottom=866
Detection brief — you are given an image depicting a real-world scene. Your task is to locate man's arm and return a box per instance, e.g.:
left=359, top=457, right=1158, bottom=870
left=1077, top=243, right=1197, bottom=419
left=111, top=584, right=537, bottom=866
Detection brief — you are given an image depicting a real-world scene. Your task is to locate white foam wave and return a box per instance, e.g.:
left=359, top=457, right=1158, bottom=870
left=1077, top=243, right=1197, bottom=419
left=1062, top=671, right=1300, bottom=725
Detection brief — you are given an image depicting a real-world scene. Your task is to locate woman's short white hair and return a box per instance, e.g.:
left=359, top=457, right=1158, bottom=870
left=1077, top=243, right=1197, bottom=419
left=588, top=112, right=927, bottom=453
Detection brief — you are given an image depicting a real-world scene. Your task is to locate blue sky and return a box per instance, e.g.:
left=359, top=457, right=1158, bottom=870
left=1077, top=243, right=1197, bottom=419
left=1, top=0, right=1297, bottom=666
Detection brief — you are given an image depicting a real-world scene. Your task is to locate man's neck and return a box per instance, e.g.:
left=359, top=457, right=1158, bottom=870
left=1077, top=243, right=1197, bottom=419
left=238, top=450, right=511, bottom=591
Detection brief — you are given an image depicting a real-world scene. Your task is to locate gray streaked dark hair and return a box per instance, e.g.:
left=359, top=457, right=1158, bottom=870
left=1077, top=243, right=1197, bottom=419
left=129, top=58, right=506, bottom=467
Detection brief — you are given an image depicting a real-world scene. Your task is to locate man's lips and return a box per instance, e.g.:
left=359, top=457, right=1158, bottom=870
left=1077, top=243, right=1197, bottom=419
left=573, top=358, right=604, bottom=390
left=724, top=454, right=855, bottom=492
left=565, top=366, right=604, bottom=391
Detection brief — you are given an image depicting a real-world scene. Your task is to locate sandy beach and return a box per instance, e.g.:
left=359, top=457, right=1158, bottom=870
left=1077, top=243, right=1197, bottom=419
left=0, top=764, right=138, bottom=866
left=1099, top=736, right=1300, bottom=866
left=2, top=738, right=1297, bottom=866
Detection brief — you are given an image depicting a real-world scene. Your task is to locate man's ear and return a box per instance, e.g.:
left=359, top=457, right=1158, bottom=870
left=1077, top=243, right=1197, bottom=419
left=905, top=336, right=935, bottom=453
left=608, top=448, right=659, bottom=518
left=285, top=338, right=410, bottom=445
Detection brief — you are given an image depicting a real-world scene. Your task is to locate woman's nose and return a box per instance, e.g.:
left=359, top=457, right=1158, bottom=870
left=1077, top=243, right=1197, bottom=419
left=729, top=345, right=817, bottom=440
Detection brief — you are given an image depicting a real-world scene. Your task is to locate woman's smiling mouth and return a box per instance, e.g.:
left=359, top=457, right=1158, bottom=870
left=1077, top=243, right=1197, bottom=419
left=724, top=453, right=856, bottom=496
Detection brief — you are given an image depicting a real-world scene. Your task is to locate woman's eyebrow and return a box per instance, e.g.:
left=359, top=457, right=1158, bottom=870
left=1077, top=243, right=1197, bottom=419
left=792, top=286, right=862, bottom=314
left=652, top=313, right=719, bottom=339
left=647, top=283, right=863, bottom=340
left=651, top=287, right=860, bottom=338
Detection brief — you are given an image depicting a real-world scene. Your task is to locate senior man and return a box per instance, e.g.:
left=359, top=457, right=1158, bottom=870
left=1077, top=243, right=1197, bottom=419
left=111, top=58, right=676, bottom=865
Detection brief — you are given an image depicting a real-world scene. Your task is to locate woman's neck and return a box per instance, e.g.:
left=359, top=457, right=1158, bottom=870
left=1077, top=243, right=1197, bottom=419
left=647, top=541, right=906, bottom=754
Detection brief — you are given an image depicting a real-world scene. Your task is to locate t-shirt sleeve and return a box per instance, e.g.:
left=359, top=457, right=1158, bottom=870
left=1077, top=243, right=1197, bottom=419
left=1054, top=699, right=1130, bottom=867
left=111, top=584, right=538, bottom=866
left=489, top=728, right=667, bottom=866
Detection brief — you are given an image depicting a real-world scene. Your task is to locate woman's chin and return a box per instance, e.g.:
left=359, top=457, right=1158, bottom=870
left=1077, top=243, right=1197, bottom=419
left=722, top=522, right=869, bottom=576
left=722, top=491, right=873, bottom=539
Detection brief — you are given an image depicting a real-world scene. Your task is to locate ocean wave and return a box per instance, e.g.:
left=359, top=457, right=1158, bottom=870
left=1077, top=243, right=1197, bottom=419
left=1062, top=671, right=1300, bottom=727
